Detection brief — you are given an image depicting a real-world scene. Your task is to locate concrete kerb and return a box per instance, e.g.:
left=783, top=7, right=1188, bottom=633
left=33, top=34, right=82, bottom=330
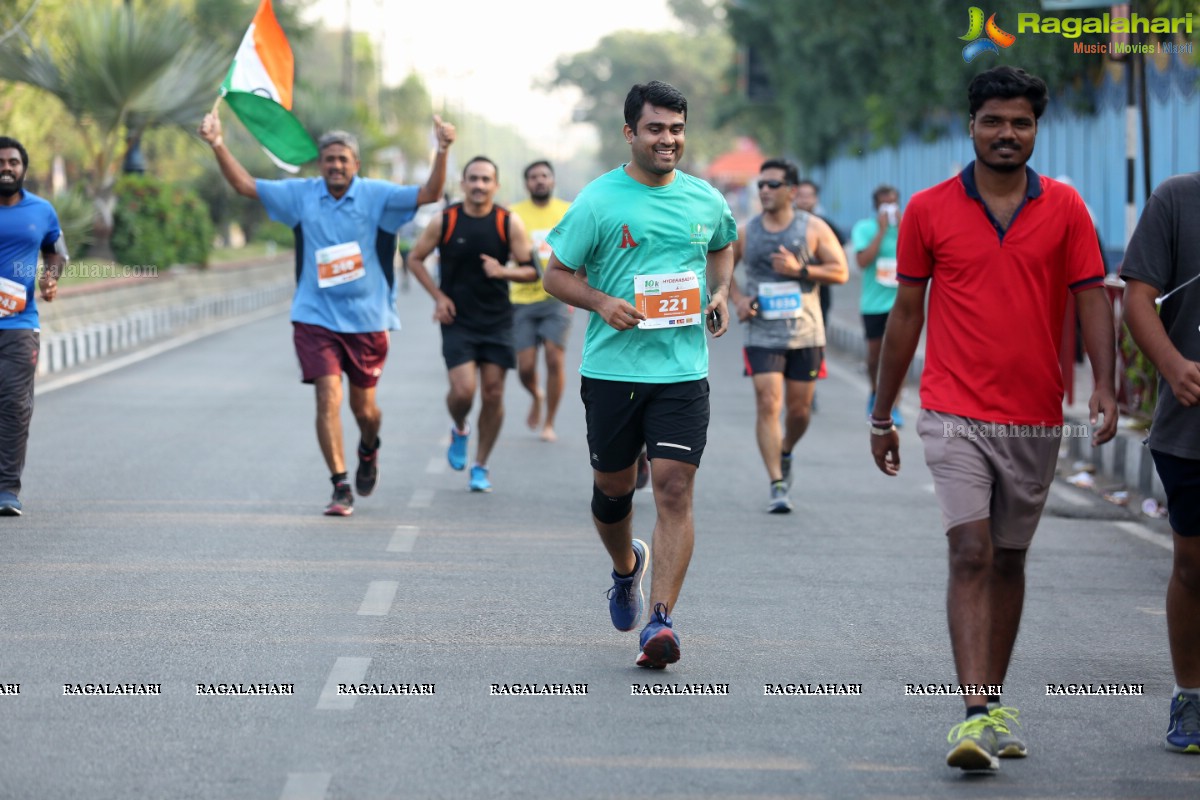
left=37, top=274, right=293, bottom=379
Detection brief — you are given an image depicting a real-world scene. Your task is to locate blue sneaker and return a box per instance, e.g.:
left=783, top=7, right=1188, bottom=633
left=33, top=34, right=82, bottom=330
left=636, top=602, right=680, bottom=669
left=447, top=426, right=469, bottom=471
left=1166, top=691, right=1200, bottom=753
left=607, top=538, right=648, bottom=631
left=0, top=491, right=22, bottom=516
left=891, top=406, right=905, bottom=428
left=468, top=465, right=492, bottom=493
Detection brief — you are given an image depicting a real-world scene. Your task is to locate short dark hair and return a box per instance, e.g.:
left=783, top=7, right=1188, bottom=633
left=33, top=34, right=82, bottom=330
left=624, top=81, right=687, bottom=132
left=0, top=136, right=29, bottom=169
left=523, top=160, right=553, bottom=180
left=872, top=184, right=898, bottom=208
left=759, top=158, right=799, bottom=186
left=463, top=155, right=498, bottom=180
left=968, top=66, right=1048, bottom=119
left=797, top=178, right=820, bottom=194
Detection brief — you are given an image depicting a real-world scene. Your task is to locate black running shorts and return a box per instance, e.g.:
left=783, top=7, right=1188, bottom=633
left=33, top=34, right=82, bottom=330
left=580, top=377, right=709, bottom=472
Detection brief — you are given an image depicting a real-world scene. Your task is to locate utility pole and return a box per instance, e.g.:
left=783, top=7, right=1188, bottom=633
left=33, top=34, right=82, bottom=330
left=342, top=0, right=353, bottom=97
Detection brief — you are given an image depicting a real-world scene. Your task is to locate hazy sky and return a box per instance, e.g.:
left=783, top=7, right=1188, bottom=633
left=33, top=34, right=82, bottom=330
left=303, top=0, right=682, bottom=158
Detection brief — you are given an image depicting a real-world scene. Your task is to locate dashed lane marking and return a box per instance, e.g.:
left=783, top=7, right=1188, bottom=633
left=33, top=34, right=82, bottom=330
left=278, top=772, right=331, bottom=800
left=316, top=656, right=370, bottom=710
left=357, top=581, right=399, bottom=615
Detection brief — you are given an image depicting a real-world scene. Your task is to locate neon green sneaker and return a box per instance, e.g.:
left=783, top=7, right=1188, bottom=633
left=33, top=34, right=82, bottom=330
left=946, top=715, right=999, bottom=772
left=988, top=703, right=1027, bottom=758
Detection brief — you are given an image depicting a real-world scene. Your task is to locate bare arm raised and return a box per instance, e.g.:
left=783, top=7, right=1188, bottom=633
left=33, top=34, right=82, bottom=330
left=197, top=107, right=257, bottom=199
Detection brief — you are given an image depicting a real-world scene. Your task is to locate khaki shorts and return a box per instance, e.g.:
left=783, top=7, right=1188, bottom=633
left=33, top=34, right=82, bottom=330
left=918, top=409, right=1061, bottom=550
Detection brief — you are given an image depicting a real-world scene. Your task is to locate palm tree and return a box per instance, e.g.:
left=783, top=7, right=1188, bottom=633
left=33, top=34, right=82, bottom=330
left=0, top=2, right=229, bottom=258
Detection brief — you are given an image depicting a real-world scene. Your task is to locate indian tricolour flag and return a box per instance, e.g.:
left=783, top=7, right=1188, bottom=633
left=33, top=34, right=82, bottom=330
left=220, top=0, right=318, bottom=172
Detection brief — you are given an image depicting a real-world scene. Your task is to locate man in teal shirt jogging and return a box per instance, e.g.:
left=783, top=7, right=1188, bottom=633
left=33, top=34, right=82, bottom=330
left=543, top=81, right=737, bottom=669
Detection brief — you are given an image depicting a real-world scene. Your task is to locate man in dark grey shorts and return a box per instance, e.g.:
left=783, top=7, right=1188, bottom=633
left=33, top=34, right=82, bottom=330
left=729, top=158, right=847, bottom=513
left=510, top=161, right=573, bottom=442
left=1121, top=170, right=1200, bottom=754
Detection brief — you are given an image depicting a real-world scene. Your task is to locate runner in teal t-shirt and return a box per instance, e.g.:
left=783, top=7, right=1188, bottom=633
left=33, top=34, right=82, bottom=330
left=850, top=184, right=904, bottom=425
left=543, top=81, right=736, bottom=671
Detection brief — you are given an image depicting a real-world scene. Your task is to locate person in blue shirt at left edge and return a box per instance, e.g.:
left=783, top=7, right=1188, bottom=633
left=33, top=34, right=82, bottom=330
left=198, top=109, right=456, bottom=516
left=0, top=136, right=68, bottom=517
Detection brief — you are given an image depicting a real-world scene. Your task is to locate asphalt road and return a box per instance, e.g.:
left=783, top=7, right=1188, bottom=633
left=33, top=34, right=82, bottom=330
left=1, top=285, right=1193, bottom=799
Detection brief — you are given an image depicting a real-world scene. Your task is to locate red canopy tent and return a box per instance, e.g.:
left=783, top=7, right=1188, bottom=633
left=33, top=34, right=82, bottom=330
left=705, top=137, right=765, bottom=189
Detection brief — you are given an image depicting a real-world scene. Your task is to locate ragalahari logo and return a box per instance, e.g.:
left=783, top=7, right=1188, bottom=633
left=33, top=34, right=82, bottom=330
left=960, top=7, right=1016, bottom=62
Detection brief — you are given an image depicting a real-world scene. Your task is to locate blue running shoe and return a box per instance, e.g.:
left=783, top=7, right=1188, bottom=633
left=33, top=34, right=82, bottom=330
left=607, top=538, right=648, bottom=631
left=1166, top=691, right=1200, bottom=753
left=447, top=426, right=469, bottom=471
left=636, top=602, right=680, bottom=669
left=0, top=491, right=22, bottom=516
left=891, top=406, right=905, bottom=428
left=468, top=465, right=492, bottom=493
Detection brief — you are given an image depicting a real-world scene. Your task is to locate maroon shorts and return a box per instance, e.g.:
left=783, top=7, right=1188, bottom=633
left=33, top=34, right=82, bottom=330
left=292, top=322, right=389, bottom=388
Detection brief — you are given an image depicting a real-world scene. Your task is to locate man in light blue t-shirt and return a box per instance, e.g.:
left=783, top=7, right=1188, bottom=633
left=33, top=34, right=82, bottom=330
left=543, top=81, right=737, bottom=670
left=851, top=184, right=904, bottom=425
left=198, top=110, right=455, bottom=516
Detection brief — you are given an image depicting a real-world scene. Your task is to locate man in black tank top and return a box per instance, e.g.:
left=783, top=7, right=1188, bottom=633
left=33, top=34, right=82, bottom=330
left=408, top=156, right=538, bottom=492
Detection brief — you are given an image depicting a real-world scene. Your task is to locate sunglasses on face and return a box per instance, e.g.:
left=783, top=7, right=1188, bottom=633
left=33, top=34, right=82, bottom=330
left=757, top=179, right=788, bottom=190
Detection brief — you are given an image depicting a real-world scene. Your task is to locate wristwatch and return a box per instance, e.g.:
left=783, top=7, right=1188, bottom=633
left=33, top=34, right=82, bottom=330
left=799, top=265, right=811, bottom=282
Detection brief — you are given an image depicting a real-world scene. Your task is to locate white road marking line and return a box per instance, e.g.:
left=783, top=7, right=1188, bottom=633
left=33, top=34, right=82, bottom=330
left=408, top=489, right=434, bottom=509
left=388, top=525, right=420, bottom=553
left=426, top=457, right=446, bottom=474
left=316, top=656, right=371, bottom=710
left=1113, top=520, right=1172, bottom=552
left=1050, top=483, right=1093, bottom=508
left=357, top=581, right=399, bottom=615
left=279, top=772, right=331, bottom=800
left=1136, top=606, right=1167, bottom=616
left=36, top=305, right=286, bottom=396
left=923, top=483, right=936, bottom=493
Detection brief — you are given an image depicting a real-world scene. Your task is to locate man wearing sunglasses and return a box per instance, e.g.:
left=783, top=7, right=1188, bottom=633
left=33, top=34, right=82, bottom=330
left=729, top=159, right=848, bottom=513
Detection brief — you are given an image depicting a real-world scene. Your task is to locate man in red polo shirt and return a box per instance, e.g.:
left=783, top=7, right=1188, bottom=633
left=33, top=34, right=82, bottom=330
left=869, top=66, right=1118, bottom=773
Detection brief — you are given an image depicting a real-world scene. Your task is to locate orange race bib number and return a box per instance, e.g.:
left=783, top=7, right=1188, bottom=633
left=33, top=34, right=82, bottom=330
left=316, top=242, right=365, bottom=288
left=531, top=228, right=554, bottom=268
left=634, top=272, right=702, bottom=330
left=0, top=276, right=27, bottom=318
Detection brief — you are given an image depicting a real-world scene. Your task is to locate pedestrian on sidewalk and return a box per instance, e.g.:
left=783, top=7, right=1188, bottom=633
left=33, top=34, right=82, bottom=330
left=1120, top=170, right=1200, bottom=755
left=868, top=66, right=1117, bottom=773
left=509, top=160, right=573, bottom=443
left=851, top=184, right=905, bottom=425
left=406, top=156, right=537, bottom=493
left=198, top=111, right=456, bottom=516
left=729, top=158, right=847, bottom=513
left=542, top=81, right=737, bottom=669
left=0, top=136, right=68, bottom=516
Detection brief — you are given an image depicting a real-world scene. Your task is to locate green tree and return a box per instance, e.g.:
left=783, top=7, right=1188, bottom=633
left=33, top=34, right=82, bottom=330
left=548, top=26, right=736, bottom=171
left=0, top=1, right=229, bottom=256
left=722, top=0, right=1194, bottom=166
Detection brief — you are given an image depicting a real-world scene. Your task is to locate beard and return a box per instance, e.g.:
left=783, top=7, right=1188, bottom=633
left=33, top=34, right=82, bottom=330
left=0, top=174, right=23, bottom=197
left=530, top=188, right=551, bottom=202
left=974, top=141, right=1029, bottom=173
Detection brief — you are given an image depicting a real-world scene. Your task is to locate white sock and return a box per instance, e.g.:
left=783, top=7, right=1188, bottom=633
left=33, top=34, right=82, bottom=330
left=1173, top=684, right=1200, bottom=697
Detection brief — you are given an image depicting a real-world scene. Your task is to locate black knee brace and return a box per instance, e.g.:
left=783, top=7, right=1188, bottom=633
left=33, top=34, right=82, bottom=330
left=591, top=483, right=634, bottom=524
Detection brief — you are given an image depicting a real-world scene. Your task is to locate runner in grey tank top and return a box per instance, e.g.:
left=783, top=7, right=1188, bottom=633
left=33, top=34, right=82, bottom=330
left=741, top=210, right=825, bottom=351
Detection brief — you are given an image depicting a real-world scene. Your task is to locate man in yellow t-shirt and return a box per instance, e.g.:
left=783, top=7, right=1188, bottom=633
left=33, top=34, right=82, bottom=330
left=510, top=160, right=572, bottom=442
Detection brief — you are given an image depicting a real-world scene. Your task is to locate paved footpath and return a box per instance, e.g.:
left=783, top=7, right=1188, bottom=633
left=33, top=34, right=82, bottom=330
left=0, top=287, right=1193, bottom=799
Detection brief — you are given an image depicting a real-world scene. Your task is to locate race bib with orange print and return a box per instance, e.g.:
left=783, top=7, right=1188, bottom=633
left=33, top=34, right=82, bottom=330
left=634, top=272, right=702, bottom=330
left=0, top=277, right=27, bottom=317
left=316, top=242, right=365, bottom=288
